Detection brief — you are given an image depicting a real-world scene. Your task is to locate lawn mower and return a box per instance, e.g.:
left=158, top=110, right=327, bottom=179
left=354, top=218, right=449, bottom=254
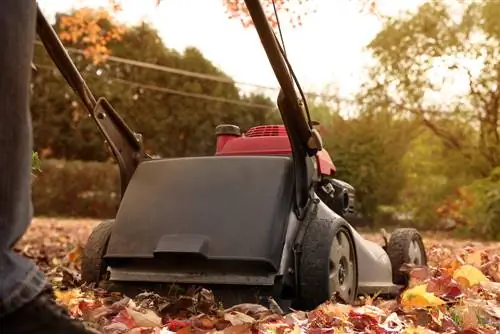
left=35, top=0, right=427, bottom=310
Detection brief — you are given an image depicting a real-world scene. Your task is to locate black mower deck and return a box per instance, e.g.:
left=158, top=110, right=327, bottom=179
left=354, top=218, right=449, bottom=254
left=105, top=155, right=295, bottom=282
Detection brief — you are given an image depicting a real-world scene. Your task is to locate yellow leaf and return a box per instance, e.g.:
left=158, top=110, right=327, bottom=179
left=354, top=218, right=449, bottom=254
left=54, top=288, right=83, bottom=307
left=401, top=326, right=433, bottom=333
left=400, top=284, right=446, bottom=310
left=453, top=264, right=489, bottom=287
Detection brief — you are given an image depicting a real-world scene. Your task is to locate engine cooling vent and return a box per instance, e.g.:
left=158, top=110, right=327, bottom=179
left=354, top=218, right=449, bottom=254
left=245, top=125, right=287, bottom=137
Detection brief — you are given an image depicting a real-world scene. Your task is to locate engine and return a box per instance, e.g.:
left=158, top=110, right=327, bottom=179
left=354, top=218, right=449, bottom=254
left=214, top=123, right=357, bottom=219
left=315, top=178, right=356, bottom=219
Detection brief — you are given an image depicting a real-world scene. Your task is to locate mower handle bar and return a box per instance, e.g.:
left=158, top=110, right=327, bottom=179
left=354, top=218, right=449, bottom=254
left=36, top=5, right=145, bottom=196
left=242, top=0, right=313, bottom=150
left=243, top=0, right=316, bottom=213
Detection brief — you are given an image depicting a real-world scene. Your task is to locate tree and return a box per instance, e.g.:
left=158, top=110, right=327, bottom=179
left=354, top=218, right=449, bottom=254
left=222, top=0, right=315, bottom=28
left=31, top=12, right=277, bottom=161
left=50, top=0, right=379, bottom=61
left=363, top=0, right=500, bottom=176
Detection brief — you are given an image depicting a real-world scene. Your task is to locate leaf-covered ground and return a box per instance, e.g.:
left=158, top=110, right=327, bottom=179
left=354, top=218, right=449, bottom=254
left=13, top=218, right=500, bottom=333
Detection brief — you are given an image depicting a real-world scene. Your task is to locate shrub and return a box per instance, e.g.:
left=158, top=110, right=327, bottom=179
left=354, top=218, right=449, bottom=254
left=458, top=167, right=500, bottom=239
left=32, top=151, right=41, bottom=173
left=32, top=159, right=119, bottom=218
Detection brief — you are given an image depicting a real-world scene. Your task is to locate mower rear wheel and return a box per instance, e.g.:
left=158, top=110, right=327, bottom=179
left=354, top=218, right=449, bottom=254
left=297, top=219, right=358, bottom=310
left=386, top=228, right=427, bottom=286
left=81, top=220, right=114, bottom=285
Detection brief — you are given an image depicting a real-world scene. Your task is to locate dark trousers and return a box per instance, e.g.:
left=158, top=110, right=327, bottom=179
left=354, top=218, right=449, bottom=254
left=0, top=0, right=47, bottom=316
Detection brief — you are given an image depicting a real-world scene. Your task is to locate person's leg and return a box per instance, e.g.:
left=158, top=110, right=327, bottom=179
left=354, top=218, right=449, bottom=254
left=0, top=0, right=44, bottom=315
left=0, top=1, right=95, bottom=333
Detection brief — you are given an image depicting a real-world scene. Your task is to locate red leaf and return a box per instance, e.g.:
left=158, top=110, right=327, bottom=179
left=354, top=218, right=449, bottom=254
left=426, top=274, right=464, bottom=300
left=111, top=309, right=137, bottom=329
left=348, top=311, right=379, bottom=332
left=166, top=319, right=189, bottom=331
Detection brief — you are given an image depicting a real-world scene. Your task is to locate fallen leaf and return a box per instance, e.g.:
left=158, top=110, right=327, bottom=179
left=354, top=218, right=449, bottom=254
left=14, top=219, right=500, bottom=334
left=67, top=244, right=83, bottom=264
left=221, top=323, right=253, bottom=334
left=349, top=311, right=379, bottom=331
left=408, top=266, right=431, bottom=288
left=453, top=265, right=489, bottom=287
left=465, top=251, right=483, bottom=268
left=224, top=303, right=273, bottom=320
left=460, top=306, right=479, bottom=329
left=426, top=274, right=463, bottom=300
left=54, top=288, right=83, bottom=307
left=102, top=322, right=130, bottom=333
left=401, top=284, right=446, bottom=309
left=480, top=280, right=500, bottom=294
left=111, top=308, right=137, bottom=329
left=223, top=311, right=255, bottom=325
left=402, top=326, right=437, bottom=333
left=125, top=307, right=162, bottom=327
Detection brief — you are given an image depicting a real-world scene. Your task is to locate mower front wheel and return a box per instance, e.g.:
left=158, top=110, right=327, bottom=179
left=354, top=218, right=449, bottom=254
left=81, top=219, right=114, bottom=285
left=386, top=228, right=427, bottom=286
left=296, top=219, right=358, bottom=310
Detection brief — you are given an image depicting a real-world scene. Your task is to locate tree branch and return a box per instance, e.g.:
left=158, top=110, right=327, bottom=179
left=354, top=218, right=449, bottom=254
left=464, top=67, right=489, bottom=110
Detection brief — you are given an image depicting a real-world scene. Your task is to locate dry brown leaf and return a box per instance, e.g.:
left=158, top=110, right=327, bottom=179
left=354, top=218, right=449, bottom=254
left=14, top=218, right=500, bottom=333
left=465, top=251, right=483, bottom=268
left=223, top=311, right=255, bottom=326
left=125, top=307, right=162, bottom=327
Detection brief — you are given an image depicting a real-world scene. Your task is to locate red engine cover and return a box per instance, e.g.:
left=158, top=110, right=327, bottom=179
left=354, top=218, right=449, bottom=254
left=216, top=125, right=336, bottom=176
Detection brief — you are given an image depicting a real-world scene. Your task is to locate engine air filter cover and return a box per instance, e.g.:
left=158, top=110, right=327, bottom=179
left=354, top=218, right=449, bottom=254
left=245, top=125, right=287, bottom=137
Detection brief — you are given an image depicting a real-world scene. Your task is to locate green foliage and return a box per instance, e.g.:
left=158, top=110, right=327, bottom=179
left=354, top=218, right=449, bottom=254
left=459, top=167, right=500, bottom=239
left=32, top=159, right=119, bottom=218
left=311, top=103, right=415, bottom=217
left=31, top=151, right=41, bottom=173
left=31, top=14, right=277, bottom=161
left=396, top=127, right=475, bottom=229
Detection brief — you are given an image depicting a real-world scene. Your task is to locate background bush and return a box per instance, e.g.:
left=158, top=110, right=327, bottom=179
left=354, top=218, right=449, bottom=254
left=32, top=159, right=119, bottom=219
left=457, top=167, right=500, bottom=239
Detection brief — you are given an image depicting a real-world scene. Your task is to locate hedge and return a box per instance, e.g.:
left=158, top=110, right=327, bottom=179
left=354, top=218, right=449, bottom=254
left=32, top=159, right=120, bottom=219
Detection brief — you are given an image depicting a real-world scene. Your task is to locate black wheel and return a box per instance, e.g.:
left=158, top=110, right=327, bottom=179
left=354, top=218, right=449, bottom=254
left=296, top=219, right=358, bottom=310
left=81, top=220, right=114, bottom=284
left=386, top=228, right=427, bottom=285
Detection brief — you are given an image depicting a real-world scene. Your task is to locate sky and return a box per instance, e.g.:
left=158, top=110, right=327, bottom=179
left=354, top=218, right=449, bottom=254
left=37, top=0, right=427, bottom=99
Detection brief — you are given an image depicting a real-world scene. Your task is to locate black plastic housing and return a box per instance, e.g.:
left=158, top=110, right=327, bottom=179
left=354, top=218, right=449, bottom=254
left=105, top=155, right=295, bottom=273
